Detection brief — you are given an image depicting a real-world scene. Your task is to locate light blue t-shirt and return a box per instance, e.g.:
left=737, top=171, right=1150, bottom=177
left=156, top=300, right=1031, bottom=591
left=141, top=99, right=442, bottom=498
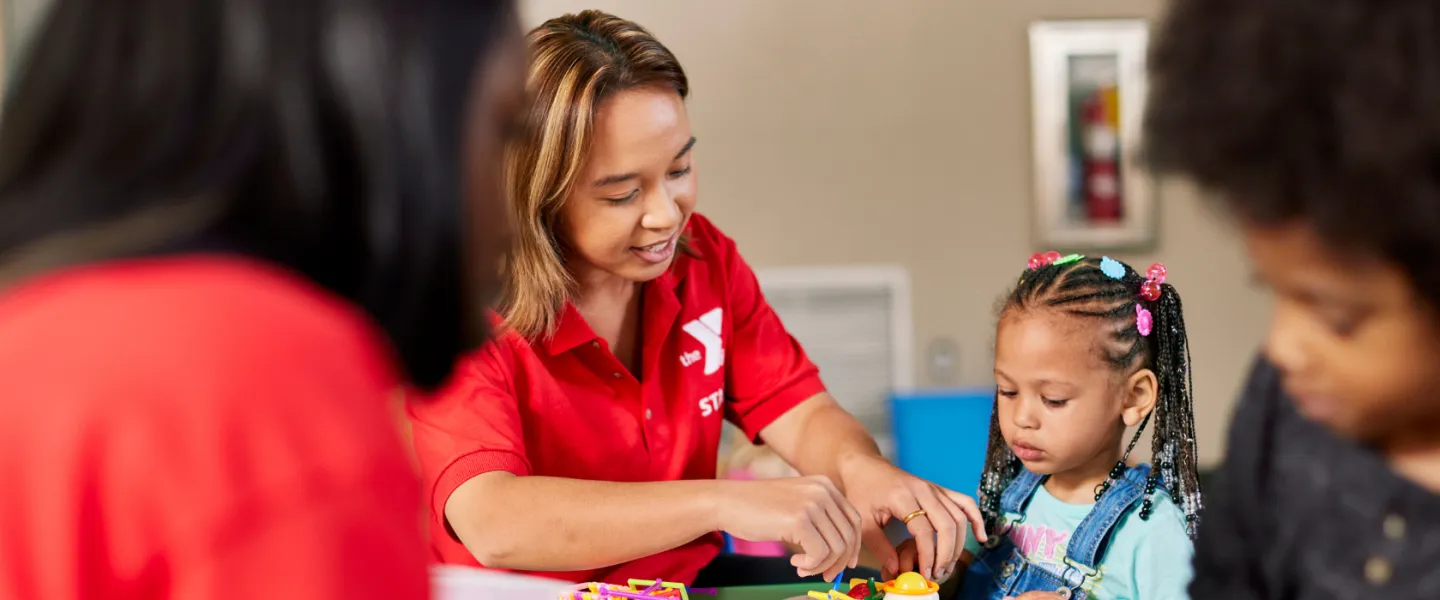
left=962, top=482, right=1193, bottom=600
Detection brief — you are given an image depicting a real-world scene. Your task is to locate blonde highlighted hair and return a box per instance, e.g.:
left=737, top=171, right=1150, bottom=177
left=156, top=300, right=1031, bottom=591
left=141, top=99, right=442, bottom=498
left=500, top=10, right=689, bottom=340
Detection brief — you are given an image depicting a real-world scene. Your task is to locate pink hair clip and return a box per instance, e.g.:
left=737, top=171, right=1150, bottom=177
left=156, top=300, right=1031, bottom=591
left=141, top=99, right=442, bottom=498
left=1136, top=304, right=1153, bottom=337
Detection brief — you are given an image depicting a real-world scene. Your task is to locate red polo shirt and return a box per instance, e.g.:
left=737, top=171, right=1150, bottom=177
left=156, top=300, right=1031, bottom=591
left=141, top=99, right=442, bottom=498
left=0, top=257, right=429, bottom=599
left=409, top=213, right=825, bottom=584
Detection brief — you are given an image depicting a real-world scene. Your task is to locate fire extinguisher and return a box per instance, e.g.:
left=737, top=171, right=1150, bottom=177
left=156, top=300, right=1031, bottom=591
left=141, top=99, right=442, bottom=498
left=1081, top=87, right=1122, bottom=222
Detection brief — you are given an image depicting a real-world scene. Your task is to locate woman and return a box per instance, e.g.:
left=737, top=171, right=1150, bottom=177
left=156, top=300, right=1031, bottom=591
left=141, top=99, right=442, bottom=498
left=0, top=0, right=524, bottom=597
left=408, top=10, right=984, bottom=587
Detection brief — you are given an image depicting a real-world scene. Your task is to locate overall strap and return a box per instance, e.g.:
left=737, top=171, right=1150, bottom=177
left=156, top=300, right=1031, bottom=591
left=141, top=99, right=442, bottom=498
left=999, top=468, right=1046, bottom=515
left=1063, top=463, right=1154, bottom=570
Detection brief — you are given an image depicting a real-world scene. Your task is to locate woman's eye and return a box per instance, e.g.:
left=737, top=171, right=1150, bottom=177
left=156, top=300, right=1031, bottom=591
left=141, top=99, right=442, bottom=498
left=668, top=165, right=692, bottom=179
left=605, top=190, right=639, bottom=204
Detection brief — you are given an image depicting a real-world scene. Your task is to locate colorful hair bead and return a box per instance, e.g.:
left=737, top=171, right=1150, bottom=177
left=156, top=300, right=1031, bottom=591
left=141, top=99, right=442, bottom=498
left=1054, top=253, right=1084, bottom=266
left=1138, top=262, right=1167, bottom=301
left=1027, top=250, right=1072, bottom=270
left=1146, top=263, right=1167, bottom=284
left=1140, top=279, right=1162, bottom=302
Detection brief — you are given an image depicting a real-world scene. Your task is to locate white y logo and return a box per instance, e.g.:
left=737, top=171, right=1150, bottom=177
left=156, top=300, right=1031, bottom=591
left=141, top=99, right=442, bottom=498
left=681, top=308, right=725, bottom=375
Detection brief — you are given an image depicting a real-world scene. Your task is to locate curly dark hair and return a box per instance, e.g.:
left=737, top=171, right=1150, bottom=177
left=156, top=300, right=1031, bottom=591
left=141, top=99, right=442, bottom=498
left=977, top=256, right=1202, bottom=540
left=1143, top=0, right=1440, bottom=305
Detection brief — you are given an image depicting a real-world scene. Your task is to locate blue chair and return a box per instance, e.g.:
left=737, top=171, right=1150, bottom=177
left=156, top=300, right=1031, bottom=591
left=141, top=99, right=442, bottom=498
left=890, top=388, right=995, bottom=500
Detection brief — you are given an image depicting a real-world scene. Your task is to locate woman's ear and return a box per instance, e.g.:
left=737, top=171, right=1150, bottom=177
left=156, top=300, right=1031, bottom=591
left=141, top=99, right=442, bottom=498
left=1121, top=368, right=1158, bottom=427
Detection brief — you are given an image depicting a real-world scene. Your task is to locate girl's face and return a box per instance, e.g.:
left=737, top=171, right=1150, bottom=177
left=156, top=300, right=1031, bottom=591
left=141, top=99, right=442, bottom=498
left=559, top=86, right=697, bottom=287
left=1243, top=221, right=1440, bottom=448
left=994, top=310, right=1156, bottom=478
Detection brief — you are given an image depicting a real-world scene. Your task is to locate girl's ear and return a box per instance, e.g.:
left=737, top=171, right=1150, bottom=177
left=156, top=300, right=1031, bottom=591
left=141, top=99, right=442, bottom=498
left=1122, top=368, right=1158, bottom=427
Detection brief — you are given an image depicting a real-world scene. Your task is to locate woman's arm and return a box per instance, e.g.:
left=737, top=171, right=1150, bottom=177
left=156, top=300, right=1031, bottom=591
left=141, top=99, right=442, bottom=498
left=445, top=472, right=721, bottom=571
left=447, top=470, right=862, bottom=577
left=758, top=391, right=883, bottom=488
left=760, top=394, right=985, bottom=582
left=701, top=220, right=983, bottom=580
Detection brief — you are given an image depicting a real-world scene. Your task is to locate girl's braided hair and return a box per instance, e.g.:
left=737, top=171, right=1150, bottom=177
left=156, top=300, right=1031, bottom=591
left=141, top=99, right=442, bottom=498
left=977, top=255, right=1202, bottom=539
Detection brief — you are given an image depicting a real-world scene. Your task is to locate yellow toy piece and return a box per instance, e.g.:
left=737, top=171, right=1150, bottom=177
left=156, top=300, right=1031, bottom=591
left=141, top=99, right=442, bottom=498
left=626, top=579, right=689, bottom=600
left=880, top=572, right=940, bottom=600
left=806, top=590, right=850, bottom=600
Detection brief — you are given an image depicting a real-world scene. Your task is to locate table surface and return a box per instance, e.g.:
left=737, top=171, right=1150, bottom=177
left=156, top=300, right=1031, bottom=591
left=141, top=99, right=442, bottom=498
left=691, top=582, right=832, bottom=600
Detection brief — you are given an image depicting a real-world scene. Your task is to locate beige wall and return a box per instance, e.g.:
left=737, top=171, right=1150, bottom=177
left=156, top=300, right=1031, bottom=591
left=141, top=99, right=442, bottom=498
left=0, top=0, right=1270, bottom=464
left=521, top=0, right=1273, bottom=466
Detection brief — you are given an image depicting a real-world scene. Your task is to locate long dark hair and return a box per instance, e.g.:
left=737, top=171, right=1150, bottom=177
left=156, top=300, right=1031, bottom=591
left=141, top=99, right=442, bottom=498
left=978, top=256, right=1203, bottom=539
left=0, top=0, right=517, bottom=389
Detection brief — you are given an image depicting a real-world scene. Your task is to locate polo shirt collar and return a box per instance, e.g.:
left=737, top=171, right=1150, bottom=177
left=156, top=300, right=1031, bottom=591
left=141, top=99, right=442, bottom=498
left=541, top=254, right=689, bottom=356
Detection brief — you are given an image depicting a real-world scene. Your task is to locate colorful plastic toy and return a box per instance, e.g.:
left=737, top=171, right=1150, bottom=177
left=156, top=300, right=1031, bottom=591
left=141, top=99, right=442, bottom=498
left=561, top=579, right=689, bottom=600
left=807, top=577, right=884, bottom=600
left=879, top=572, right=940, bottom=600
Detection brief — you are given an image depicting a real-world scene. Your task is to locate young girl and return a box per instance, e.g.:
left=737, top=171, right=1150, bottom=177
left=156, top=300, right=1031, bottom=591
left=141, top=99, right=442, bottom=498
left=902, top=253, right=1203, bottom=599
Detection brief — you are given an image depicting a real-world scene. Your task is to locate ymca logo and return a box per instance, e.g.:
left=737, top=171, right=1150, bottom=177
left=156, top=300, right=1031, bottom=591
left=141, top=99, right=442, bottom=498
left=697, top=388, right=724, bottom=417
left=680, top=307, right=725, bottom=375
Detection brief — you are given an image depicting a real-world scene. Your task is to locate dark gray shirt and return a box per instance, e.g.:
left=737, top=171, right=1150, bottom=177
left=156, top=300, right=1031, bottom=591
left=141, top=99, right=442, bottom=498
left=1189, top=359, right=1440, bottom=599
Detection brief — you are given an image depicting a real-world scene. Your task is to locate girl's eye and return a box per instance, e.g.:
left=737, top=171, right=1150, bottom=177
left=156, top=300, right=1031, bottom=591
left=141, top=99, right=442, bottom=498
left=605, top=190, right=639, bottom=204
left=998, top=390, right=1018, bottom=399
left=1042, top=398, right=1069, bottom=408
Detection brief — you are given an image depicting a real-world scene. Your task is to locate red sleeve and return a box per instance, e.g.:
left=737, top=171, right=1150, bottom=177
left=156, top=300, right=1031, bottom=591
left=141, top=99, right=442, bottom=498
left=704, top=220, right=827, bottom=440
left=407, top=340, right=532, bottom=531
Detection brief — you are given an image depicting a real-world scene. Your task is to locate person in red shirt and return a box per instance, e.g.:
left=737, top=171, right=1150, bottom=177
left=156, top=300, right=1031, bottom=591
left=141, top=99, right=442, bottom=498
left=0, top=0, right=525, bottom=598
left=408, top=10, right=988, bottom=588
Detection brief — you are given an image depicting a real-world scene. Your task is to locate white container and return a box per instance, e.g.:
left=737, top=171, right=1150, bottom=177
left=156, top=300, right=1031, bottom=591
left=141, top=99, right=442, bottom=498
left=431, top=565, right=572, bottom=600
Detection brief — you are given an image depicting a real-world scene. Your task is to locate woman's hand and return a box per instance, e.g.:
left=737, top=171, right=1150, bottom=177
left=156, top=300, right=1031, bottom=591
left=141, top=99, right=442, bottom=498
left=837, top=455, right=986, bottom=582
left=887, top=539, right=972, bottom=582
left=714, top=475, right=863, bottom=580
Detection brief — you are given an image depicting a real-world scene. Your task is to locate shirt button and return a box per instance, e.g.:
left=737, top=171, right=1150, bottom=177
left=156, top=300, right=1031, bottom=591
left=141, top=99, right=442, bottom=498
left=1384, top=514, right=1406, bottom=540
left=645, top=408, right=653, bottom=420
left=1000, top=563, right=1014, bottom=578
left=1054, top=588, right=1072, bottom=600
left=1365, top=556, right=1392, bottom=586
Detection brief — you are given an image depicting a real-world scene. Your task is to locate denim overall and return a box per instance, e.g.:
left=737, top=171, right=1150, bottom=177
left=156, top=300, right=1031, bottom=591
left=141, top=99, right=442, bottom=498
left=956, top=464, right=1153, bottom=600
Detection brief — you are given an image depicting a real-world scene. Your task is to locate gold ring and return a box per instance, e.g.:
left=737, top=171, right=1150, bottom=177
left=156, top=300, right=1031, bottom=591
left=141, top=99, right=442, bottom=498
left=902, top=509, right=927, bottom=524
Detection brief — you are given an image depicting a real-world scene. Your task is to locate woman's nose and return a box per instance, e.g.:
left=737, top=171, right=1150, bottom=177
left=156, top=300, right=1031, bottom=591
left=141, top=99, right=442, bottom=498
left=639, top=186, right=681, bottom=232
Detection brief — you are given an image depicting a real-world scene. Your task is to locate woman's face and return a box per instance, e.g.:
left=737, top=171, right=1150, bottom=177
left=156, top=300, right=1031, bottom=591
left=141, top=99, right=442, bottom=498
left=559, top=86, right=697, bottom=286
left=463, top=20, right=527, bottom=305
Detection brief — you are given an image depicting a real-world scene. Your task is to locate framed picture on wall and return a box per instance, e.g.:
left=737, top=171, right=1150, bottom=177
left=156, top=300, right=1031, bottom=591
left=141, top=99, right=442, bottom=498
left=1029, top=20, right=1152, bottom=250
